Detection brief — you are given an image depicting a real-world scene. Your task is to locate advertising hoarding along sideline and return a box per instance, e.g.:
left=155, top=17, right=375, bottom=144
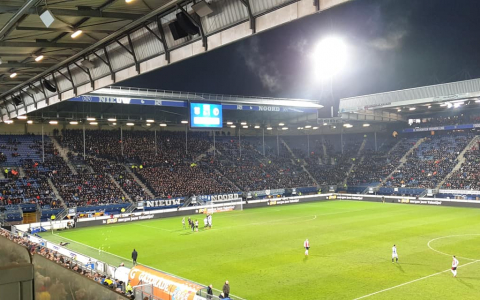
left=128, top=265, right=204, bottom=300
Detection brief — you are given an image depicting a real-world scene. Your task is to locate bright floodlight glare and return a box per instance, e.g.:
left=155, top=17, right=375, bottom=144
left=181, top=120, right=188, bottom=124
left=313, top=37, right=347, bottom=78
left=10, top=73, right=17, bottom=78
left=5, top=120, right=13, bottom=124
left=27, top=120, right=33, bottom=124
left=70, top=121, right=78, bottom=125
left=35, top=55, right=44, bottom=62
left=312, top=126, right=319, bottom=129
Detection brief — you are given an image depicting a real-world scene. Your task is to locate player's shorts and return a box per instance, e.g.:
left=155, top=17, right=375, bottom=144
left=452, top=267, right=457, bottom=270
left=392, top=254, right=398, bottom=258
left=305, top=247, right=310, bottom=250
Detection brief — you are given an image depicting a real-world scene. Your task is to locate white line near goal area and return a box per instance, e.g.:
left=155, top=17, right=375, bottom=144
left=353, top=260, right=480, bottom=300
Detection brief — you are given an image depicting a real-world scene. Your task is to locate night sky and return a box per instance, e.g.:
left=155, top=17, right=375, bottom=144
left=122, top=0, right=480, bottom=117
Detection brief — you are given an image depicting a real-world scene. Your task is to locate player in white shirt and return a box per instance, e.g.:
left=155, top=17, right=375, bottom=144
left=208, top=214, right=212, bottom=228
left=304, top=239, right=310, bottom=256
left=451, top=255, right=459, bottom=277
left=182, top=217, right=185, bottom=229
left=392, top=244, right=398, bottom=263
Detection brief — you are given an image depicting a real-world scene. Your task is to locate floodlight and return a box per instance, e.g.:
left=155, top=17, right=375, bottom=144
left=49, top=120, right=58, bottom=125
left=230, top=125, right=236, bottom=128
left=266, top=127, right=272, bottom=130
left=312, top=127, right=318, bottom=129
left=282, top=127, right=288, bottom=130
left=146, top=119, right=155, bottom=123
left=27, top=120, right=33, bottom=124
left=409, top=107, right=416, bottom=111
left=254, top=125, right=260, bottom=129
left=107, top=118, right=116, bottom=122
left=90, top=122, right=98, bottom=125
left=160, top=123, right=167, bottom=127
left=70, top=121, right=78, bottom=125
left=313, top=37, right=347, bottom=78
left=181, top=120, right=188, bottom=124
left=17, top=115, right=27, bottom=120
left=227, top=121, right=233, bottom=125
left=363, top=124, right=370, bottom=127
left=5, top=120, right=13, bottom=124
left=35, top=55, right=44, bottom=62
left=71, top=30, right=82, bottom=39
left=241, top=122, right=247, bottom=125
left=242, top=125, right=248, bottom=129
left=305, top=125, right=312, bottom=128
left=126, top=123, right=134, bottom=126
left=279, top=123, right=285, bottom=126
left=10, top=73, right=17, bottom=78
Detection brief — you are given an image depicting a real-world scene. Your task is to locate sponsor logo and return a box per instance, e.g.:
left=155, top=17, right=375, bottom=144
left=211, top=193, right=240, bottom=202
left=268, top=198, right=300, bottom=205
left=198, top=206, right=235, bottom=214
left=259, top=106, right=280, bottom=112
left=103, top=214, right=154, bottom=225
left=397, top=199, right=442, bottom=205
left=338, top=195, right=364, bottom=200
left=146, top=199, right=182, bottom=207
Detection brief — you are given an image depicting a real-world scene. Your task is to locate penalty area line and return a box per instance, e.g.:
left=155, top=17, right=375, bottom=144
left=353, top=260, right=480, bottom=300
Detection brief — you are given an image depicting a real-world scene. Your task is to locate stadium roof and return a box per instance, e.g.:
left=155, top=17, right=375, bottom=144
left=338, top=78, right=480, bottom=123
left=0, top=0, right=351, bottom=122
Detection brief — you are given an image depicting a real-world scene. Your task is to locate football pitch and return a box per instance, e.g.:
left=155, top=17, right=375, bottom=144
left=42, top=200, right=480, bottom=300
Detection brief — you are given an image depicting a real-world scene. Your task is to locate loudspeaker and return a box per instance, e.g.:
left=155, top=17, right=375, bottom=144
left=169, top=21, right=188, bottom=40
left=176, top=12, right=199, bottom=35
left=13, top=96, right=22, bottom=106
left=43, top=79, right=57, bottom=93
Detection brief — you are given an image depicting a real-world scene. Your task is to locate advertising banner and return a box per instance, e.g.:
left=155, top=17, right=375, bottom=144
left=267, top=198, right=300, bottom=206
left=103, top=214, right=155, bottom=225
left=197, top=205, right=236, bottom=214
left=128, top=265, right=204, bottom=300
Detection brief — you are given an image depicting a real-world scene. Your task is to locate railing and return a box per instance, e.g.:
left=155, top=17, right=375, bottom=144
left=93, top=86, right=320, bottom=105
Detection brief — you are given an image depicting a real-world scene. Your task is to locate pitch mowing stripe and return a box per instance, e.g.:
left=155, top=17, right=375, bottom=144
left=353, top=260, right=480, bottom=299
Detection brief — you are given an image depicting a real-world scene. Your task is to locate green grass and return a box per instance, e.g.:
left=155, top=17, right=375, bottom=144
left=41, top=200, right=480, bottom=300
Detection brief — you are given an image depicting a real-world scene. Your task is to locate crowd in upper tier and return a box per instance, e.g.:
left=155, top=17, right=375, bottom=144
left=1, top=128, right=480, bottom=209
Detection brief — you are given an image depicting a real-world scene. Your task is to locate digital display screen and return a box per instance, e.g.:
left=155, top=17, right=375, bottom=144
left=190, top=103, right=223, bottom=128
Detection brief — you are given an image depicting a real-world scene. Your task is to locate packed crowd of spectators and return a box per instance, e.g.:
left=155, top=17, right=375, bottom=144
left=0, top=229, right=132, bottom=299
left=0, top=177, right=58, bottom=207
left=385, top=134, right=471, bottom=188
left=442, top=149, right=480, bottom=190
left=347, top=138, right=414, bottom=186
left=87, top=158, right=151, bottom=201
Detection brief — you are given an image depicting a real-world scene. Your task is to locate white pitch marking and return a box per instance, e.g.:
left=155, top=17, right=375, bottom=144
left=52, top=232, right=130, bottom=262
left=427, top=234, right=480, bottom=261
left=353, top=260, right=480, bottom=299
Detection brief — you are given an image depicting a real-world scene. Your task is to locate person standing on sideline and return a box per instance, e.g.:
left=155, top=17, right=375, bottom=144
left=182, top=217, right=186, bottom=229
left=222, top=280, right=230, bottom=298
left=451, top=255, right=459, bottom=277
left=392, top=245, right=398, bottom=263
left=304, top=239, right=310, bottom=256
left=132, top=249, right=138, bottom=266
left=206, top=284, right=213, bottom=299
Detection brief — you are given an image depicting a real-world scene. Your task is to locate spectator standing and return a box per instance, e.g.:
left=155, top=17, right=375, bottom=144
left=207, top=284, right=213, bottom=299
left=132, top=249, right=138, bottom=266
left=223, top=280, right=230, bottom=298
